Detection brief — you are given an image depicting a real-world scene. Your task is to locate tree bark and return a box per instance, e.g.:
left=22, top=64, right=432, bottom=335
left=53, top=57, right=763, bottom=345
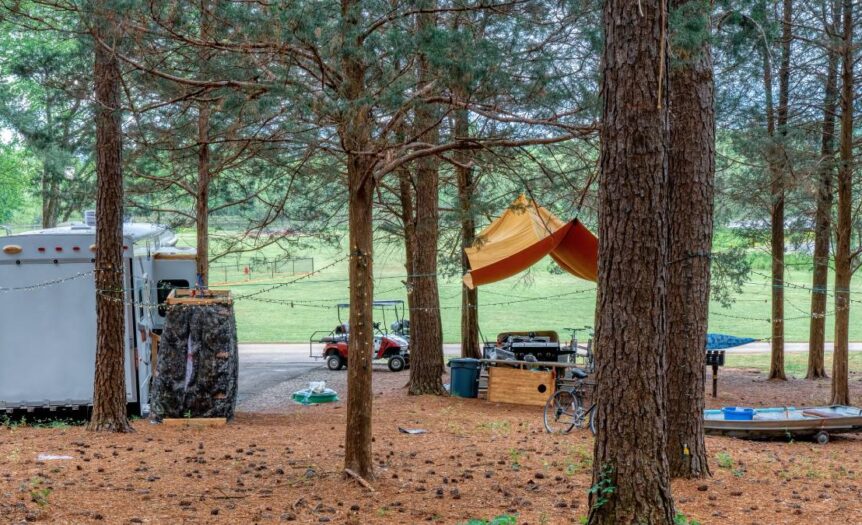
left=408, top=0, right=446, bottom=395
left=341, top=0, right=375, bottom=480
left=398, top=164, right=417, bottom=318
left=588, top=0, right=675, bottom=522
left=41, top=167, right=60, bottom=228
left=195, top=1, right=211, bottom=286
left=88, top=5, right=133, bottom=433
left=807, top=3, right=839, bottom=380
left=831, top=0, right=853, bottom=406
left=768, top=0, right=792, bottom=381
left=345, top=152, right=375, bottom=477
left=665, top=0, right=714, bottom=479
left=454, top=101, right=480, bottom=359
left=41, top=102, right=59, bottom=229
left=196, top=102, right=210, bottom=286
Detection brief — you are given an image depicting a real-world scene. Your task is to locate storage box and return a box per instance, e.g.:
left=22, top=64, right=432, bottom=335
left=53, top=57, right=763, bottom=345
left=487, top=366, right=554, bottom=406
left=722, top=407, right=755, bottom=420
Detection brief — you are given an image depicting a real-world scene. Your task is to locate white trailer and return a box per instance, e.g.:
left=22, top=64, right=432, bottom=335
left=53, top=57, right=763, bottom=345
left=0, top=219, right=196, bottom=415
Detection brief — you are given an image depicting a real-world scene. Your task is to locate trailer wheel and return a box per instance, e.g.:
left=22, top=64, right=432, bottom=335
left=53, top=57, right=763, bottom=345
left=815, top=431, right=829, bottom=445
left=388, top=355, right=406, bottom=372
left=327, top=354, right=345, bottom=371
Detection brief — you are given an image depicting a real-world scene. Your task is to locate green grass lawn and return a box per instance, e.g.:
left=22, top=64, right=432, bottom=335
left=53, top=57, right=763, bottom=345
left=181, top=232, right=861, bottom=344
left=724, top=352, right=862, bottom=377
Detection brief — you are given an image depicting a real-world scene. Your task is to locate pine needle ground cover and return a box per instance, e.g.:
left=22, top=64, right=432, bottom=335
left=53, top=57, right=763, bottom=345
left=2, top=368, right=861, bottom=524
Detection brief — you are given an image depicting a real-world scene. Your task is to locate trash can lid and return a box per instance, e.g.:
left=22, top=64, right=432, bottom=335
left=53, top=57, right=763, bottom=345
left=447, top=357, right=481, bottom=367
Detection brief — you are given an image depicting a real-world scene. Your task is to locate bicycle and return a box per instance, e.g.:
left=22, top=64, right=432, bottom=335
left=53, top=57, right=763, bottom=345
left=563, top=326, right=595, bottom=373
left=543, top=369, right=597, bottom=435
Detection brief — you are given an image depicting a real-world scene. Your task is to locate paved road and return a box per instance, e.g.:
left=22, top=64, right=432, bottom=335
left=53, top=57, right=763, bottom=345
left=236, top=343, right=462, bottom=401
left=237, top=344, right=322, bottom=403
left=236, top=341, right=862, bottom=400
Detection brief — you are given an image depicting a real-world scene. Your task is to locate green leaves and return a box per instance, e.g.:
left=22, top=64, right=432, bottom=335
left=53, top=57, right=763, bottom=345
left=669, top=0, right=711, bottom=67
left=0, top=146, right=36, bottom=222
left=588, top=463, right=616, bottom=510
left=0, top=15, right=94, bottom=224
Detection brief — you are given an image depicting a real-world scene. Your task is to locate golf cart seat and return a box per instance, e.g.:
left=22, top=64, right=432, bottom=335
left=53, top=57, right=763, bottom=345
left=320, top=323, right=350, bottom=343
left=570, top=368, right=588, bottom=379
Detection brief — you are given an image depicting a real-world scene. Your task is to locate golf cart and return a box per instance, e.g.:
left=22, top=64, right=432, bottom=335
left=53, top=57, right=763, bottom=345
left=309, top=300, right=410, bottom=372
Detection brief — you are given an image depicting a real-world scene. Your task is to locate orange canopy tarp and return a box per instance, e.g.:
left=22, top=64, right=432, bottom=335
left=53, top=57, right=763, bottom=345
left=463, top=195, right=598, bottom=289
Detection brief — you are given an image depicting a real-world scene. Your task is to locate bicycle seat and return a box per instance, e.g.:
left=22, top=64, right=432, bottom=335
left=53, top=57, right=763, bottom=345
left=570, top=368, right=588, bottom=379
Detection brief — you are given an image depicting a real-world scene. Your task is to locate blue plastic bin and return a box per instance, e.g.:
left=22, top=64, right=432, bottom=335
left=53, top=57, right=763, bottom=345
left=722, top=407, right=755, bottom=420
left=447, top=358, right=481, bottom=398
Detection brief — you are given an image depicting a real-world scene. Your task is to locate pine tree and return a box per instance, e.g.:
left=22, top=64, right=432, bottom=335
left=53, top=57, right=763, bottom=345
left=807, top=0, right=840, bottom=380
left=88, top=1, right=133, bottom=433
left=408, top=0, right=446, bottom=396
left=831, top=0, right=854, bottom=406
left=768, top=0, right=792, bottom=381
left=589, top=0, right=675, bottom=521
left=666, top=0, right=715, bottom=479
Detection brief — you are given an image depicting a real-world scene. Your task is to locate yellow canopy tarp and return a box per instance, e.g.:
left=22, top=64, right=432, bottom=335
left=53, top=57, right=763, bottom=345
left=463, top=195, right=598, bottom=289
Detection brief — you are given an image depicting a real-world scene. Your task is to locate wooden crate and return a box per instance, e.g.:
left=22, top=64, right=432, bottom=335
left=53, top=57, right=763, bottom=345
left=166, top=288, right=232, bottom=306
left=162, top=417, right=227, bottom=428
left=487, top=366, right=555, bottom=406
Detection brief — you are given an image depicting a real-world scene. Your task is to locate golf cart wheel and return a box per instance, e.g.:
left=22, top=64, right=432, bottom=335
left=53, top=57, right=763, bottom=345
left=326, top=354, right=345, bottom=371
left=388, top=355, right=406, bottom=372
left=815, top=431, right=829, bottom=445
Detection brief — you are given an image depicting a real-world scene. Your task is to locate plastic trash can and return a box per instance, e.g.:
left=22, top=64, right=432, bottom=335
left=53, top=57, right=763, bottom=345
left=448, top=358, right=481, bottom=398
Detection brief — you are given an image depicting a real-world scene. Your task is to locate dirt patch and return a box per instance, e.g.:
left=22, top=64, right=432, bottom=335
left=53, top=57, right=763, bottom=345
left=2, top=368, right=861, bottom=524
left=704, top=367, right=862, bottom=409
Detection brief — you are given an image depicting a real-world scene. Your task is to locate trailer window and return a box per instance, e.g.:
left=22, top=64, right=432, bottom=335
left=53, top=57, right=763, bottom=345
left=157, top=279, right=189, bottom=317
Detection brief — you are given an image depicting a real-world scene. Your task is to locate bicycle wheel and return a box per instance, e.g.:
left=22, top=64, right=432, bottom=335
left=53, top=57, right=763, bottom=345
left=543, top=390, right=578, bottom=434
left=587, top=405, right=597, bottom=435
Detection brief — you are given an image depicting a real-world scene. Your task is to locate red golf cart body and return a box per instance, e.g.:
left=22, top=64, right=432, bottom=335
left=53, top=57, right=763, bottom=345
left=309, top=301, right=410, bottom=372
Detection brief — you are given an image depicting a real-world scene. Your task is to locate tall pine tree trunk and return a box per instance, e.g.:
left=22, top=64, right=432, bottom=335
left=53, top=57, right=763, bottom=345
left=195, top=1, right=211, bottom=285
left=665, top=0, right=714, bottom=479
left=398, top=165, right=417, bottom=320
left=88, top=5, right=132, bottom=433
left=41, top=102, right=60, bottom=229
left=454, top=102, right=480, bottom=359
left=588, top=0, right=674, bottom=522
left=408, top=0, right=446, bottom=395
left=768, top=0, right=792, bottom=380
left=196, top=102, right=210, bottom=285
left=41, top=167, right=60, bottom=228
left=831, top=0, right=853, bottom=406
left=341, top=0, right=375, bottom=479
left=807, top=3, right=839, bottom=380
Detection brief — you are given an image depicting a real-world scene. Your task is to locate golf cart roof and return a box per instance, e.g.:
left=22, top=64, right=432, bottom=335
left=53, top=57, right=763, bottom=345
left=336, top=300, right=405, bottom=308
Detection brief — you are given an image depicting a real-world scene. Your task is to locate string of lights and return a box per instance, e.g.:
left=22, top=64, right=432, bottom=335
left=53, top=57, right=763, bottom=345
left=0, top=270, right=95, bottom=294
left=749, top=269, right=862, bottom=297
left=3, top=252, right=857, bottom=328
left=92, top=284, right=600, bottom=313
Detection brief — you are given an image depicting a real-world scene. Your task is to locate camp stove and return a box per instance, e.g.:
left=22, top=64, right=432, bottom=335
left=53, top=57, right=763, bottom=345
left=484, top=331, right=562, bottom=362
